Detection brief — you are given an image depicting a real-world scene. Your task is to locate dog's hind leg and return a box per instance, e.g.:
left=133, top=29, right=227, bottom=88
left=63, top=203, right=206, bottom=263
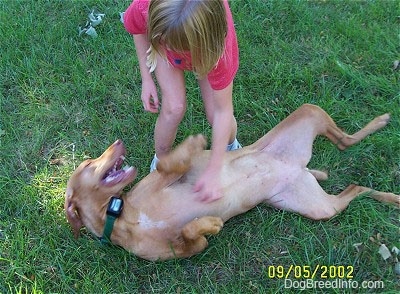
left=252, top=104, right=390, bottom=167
left=336, top=184, right=400, bottom=208
left=316, top=185, right=400, bottom=220
left=157, top=135, right=207, bottom=174
left=286, top=183, right=399, bottom=221
left=324, top=113, right=390, bottom=151
left=180, top=216, right=223, bottom=257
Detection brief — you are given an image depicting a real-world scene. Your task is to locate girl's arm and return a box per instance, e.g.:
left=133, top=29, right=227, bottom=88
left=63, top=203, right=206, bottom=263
left=194, top=82, right=234, bottom=202
left=133, top=34, right=159, bottom=113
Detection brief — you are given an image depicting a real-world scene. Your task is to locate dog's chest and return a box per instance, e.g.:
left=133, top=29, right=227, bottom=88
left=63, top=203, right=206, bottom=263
left=137, top=212, right=168, bottom=230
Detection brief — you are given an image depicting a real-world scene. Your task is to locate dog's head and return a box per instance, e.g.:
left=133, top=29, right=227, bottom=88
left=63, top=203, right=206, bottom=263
left=65, top=140, right=137, bottom=238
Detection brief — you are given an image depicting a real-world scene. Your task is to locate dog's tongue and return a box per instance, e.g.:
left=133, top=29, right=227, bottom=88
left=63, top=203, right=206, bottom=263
left=102, top=166, right=135, bottom=186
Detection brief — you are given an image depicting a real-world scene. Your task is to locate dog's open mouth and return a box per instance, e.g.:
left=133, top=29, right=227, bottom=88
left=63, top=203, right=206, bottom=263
left=102, top=155, right=136, bottom=186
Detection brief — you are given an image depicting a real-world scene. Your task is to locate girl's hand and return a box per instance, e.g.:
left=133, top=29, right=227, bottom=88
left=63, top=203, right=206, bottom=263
left=193, top=167, right=223, bottom=203
left=141, top=79, right=159, bottom=113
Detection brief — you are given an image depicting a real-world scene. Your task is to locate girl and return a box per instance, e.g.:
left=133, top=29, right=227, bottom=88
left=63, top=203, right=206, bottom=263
left=124, top=0, right=241, bottom=202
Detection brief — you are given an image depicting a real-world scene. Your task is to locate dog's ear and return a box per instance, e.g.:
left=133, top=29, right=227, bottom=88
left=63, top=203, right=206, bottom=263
left=65, top=187, right=83, bottom=239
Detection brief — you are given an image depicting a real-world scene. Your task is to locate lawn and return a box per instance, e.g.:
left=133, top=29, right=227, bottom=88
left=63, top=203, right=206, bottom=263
left=1, top=0, right=399, bottom=293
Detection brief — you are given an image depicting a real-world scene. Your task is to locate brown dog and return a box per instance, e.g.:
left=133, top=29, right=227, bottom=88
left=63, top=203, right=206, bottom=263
left=65, top=104, right=399, bottom=261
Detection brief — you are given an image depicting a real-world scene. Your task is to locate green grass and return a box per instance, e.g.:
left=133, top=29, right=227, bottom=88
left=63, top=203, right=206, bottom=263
left=1, top=0, right=399, bottom=293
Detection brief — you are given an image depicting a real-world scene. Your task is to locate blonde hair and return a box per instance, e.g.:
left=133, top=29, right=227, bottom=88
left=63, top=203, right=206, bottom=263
left=146, top=0, right=227, bottom=78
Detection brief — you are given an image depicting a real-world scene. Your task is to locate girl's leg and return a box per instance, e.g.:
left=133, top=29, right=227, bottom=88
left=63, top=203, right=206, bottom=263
left=154, top=57, right=187, bottom=158
left=198, top=78, right=239, bottom=146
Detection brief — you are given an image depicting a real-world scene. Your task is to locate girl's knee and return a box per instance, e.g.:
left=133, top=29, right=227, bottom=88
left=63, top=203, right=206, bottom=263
left=161, top=102, right=186, bottom=120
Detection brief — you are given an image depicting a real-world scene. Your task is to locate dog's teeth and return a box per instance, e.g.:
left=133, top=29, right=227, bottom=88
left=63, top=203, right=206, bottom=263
left=123, top=165, right=130, bottom=171
left=120, top=155, right=125, bottom=161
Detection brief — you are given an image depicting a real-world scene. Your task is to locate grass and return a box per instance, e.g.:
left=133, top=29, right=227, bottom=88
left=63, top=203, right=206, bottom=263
left=1, top=0, right=399, bottom=293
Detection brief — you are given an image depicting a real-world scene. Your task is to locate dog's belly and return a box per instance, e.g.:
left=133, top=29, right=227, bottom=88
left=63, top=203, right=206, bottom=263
left=165, top=152, right=290, bottom=221
left=220, top=153, right=294, bottom=214
left=125, top=152, right=311, bottom=259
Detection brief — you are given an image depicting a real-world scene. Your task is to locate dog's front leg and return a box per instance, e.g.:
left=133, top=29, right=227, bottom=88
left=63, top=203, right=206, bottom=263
left=179, top=216, right=223, bottom=257
left=157, top=135, right=207, bottom=174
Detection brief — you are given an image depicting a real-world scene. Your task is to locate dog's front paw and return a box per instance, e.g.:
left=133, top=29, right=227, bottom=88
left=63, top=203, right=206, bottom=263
left=182, top=216, right=224, bottom=240
left=188, top=134, right=207, bottom=153
left=157, top=135, right=207, bottom=175
left=207, top=217, right=223, bottom=235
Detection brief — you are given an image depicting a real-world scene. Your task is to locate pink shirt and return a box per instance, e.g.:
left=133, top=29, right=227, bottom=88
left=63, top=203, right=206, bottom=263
left=124, top=0, right=239, bottom=90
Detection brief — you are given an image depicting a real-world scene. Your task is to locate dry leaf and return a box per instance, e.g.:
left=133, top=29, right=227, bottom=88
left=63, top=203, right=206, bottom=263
left=353, top=242, right=363, bottom=252
left=378, top=244, right=391, bottom=260
left=395, top=262, right=400, bottom=275
left=393, top=60, right=400, bottom=70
